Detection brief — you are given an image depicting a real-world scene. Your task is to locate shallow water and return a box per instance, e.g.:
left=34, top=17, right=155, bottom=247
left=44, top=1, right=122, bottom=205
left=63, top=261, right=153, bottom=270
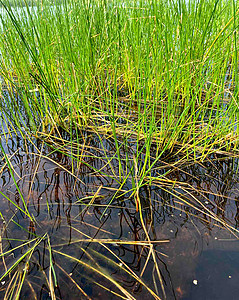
left=0, top=118, right=239, bottom=300
left=0, top=0, right=238, bottom=297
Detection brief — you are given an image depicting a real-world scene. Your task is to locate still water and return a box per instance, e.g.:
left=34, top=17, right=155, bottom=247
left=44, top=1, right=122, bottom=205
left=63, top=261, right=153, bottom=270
left=0, top=2, right=238, bottom=297
left=0, top=114, right=239, bottom=299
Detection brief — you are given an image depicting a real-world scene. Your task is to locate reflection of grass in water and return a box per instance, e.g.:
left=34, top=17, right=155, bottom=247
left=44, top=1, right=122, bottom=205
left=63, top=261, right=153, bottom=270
left=0, top=216, right=169, bottom=299
left=0, top=142, right=33, bottom=221
left=0, top=0, right=239, bottom=298
left=1, top=126, right=239, bottom=295
left=0, top=132, right=169, bottom=298
left=1, top=131, right=239, bottom=299
left=0, top=234, right=48, bottom=300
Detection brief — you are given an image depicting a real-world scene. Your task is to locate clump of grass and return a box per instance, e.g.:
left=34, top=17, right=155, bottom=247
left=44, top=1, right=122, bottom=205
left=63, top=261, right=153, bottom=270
left=1, top=0, right=239, bottom=298
left=0, top=0, right=238, bottom=160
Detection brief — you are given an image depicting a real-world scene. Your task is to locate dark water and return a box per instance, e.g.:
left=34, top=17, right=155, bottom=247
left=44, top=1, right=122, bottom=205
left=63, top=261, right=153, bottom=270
left=184, top=249, right=239, bottom=300
left=1, top=94, right=239, bottom=299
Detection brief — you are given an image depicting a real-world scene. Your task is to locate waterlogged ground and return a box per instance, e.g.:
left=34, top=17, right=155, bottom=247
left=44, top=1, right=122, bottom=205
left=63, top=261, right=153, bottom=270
left=0, top=123, right=239, bottom=300
left=0, top=0, right=239, bottom=297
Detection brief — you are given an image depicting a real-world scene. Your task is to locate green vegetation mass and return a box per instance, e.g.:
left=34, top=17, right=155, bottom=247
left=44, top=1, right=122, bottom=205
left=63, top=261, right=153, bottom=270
left=0, top=0, right=238, bottom=159
left=0, top=1, right=239, bottom=299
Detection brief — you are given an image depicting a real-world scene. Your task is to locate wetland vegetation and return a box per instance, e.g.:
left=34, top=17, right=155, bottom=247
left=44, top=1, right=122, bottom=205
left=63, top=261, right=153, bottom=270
left=0, top=0, right=239, bottom=299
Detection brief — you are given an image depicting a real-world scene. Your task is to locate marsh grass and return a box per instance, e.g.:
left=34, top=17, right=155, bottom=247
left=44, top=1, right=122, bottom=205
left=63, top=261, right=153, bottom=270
left=0, top=0, right=238, bottom=158
left=1, top=0, right=239, bottom=298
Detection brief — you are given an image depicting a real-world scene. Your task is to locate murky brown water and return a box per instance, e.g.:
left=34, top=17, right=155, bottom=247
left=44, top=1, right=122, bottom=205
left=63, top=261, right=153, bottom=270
left=1, top=103, right=239, bottom=299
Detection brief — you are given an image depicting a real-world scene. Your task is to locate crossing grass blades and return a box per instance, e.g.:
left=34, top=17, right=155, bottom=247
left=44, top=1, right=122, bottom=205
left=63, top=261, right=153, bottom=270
left=0, top=0, right=239, bottom=299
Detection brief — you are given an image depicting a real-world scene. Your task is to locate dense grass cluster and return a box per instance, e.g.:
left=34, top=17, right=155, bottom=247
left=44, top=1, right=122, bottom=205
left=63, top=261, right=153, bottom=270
left=0, top=1, right=239, bottom=299
left=0, top=0, right=238, bottom=157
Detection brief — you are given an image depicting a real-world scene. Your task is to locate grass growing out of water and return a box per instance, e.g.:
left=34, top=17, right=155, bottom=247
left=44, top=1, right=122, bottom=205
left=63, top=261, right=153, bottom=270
left=0, top=0, right=238, bottom=199
left=0, top=0, right=239, bottom=298
left=0, top=0, right=239, bottom=159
